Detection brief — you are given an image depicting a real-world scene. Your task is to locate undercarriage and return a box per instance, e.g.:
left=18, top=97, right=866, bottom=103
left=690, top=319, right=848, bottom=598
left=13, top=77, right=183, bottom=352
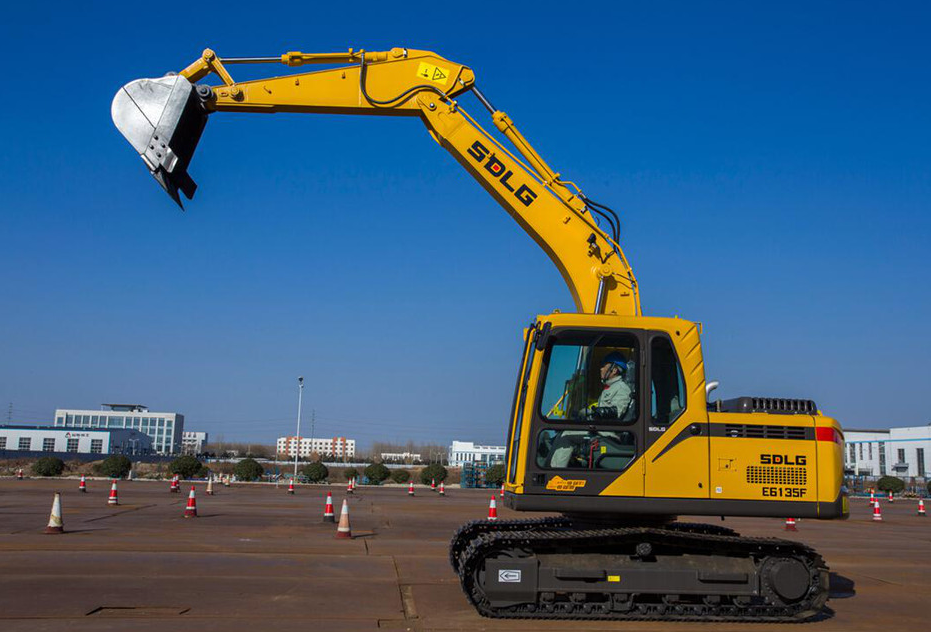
left=450, top=518, right=829, bottom=622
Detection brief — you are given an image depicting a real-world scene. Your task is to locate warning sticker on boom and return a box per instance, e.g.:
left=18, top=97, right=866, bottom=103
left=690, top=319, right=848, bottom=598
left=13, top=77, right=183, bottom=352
left=416, top=62, right=450, bottom=84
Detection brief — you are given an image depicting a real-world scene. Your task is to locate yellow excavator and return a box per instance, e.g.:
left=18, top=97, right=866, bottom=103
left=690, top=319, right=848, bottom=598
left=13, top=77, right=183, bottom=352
left=112, top=47, right=847, bottom=621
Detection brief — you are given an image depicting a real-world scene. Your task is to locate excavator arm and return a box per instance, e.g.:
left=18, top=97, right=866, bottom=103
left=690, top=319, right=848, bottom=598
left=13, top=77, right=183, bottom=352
left=112, top=47, right=640, bottom=316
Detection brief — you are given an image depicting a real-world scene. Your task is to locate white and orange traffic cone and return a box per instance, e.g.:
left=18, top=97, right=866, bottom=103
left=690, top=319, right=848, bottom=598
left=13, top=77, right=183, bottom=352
left=500, top=483, right=505, bottom=498
left=78, top=476, right=87, bottom=493
left=869, top=489, right=875, bottom=505
left=170, top=475, right=179, bottom=493
left=431, top=478, right=436, bottom=492
left=323, top=492, right=335, bottom=523
left=108, top=480, right=119, bottom=506
left=784, top=517, right=797, bottom=531
left=183, top=486, right=198, bottom=518
left=45, top=493, right=64, bottom=534
left=918, top=498, right=926, bottom=516
left=888, top=491, right=894, bottom=503
left=352, top=477, right=358, bottom=492
left=439, top=481, right=446, bottom=496
left=408, top=480, right=415, bottom=496
left=288, top=478, right=295, bottom=495
left=347, top=479, right=353, bottom=495
left=335, top=499, right=351, bottom=539
left=16, top=468, right=23, bottom=480
left=873, top=501, right=883, bottom=521
left=488, top=496, right=498, bottom=521
left=224, top=475, right=230, bottom=487
left=206, top=476, right=214, bottom=495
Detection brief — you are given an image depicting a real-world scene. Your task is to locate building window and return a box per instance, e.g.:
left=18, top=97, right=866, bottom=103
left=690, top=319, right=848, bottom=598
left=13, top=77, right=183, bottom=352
left=90, top=439, right=103, bottom=454
left=56, top=416, right=64, bottom=425
left=878, top=443, right=886, bottom=474
left=67, top=438, right=79, bottom=452
left=898, top=448, right=905, bottom=463
left=0, top=437, right=6, bottom=449
left=66, top=414, right=73, bottom=424
left=918, top=448, right=926, bottom=477
left=19, top=437, right=31, bottom=451
left=868, top=443, right=872, bottom=460
left=43, top=438, right=56, bottom=452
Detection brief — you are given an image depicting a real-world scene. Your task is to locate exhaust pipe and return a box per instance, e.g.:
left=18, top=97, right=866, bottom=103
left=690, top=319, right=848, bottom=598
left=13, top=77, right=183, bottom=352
left=111, top=75, right=209, bottom=208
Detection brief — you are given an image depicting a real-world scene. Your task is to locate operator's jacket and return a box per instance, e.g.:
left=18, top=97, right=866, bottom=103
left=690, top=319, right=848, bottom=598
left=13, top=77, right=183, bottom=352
left=598, top=375, right=632, bottom=417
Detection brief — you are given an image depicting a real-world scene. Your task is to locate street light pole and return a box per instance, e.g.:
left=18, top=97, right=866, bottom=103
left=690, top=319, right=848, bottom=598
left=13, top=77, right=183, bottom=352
left=294, top=376, right=304, bottom=477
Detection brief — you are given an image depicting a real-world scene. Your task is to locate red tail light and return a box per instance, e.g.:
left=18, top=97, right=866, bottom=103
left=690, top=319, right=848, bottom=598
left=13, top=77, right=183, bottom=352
left=816, top=426, right=843, bottom=444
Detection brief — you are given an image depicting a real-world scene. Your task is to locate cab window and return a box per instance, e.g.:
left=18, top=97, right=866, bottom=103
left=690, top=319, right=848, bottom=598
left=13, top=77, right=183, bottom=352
left=650, top=336, right=686, bottom=425
left=536, top=429, right=635, bottom=470
left=539, top=332, right=639, bottom=423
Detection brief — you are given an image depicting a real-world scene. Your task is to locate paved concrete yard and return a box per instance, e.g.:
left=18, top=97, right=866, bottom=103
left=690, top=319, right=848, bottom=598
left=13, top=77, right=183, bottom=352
left=0, top=479, right=927, bottom=631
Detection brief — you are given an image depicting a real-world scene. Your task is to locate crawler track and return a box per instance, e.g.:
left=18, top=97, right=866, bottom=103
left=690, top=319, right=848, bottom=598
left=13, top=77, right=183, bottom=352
left=452, top=519, right=828, bottom=622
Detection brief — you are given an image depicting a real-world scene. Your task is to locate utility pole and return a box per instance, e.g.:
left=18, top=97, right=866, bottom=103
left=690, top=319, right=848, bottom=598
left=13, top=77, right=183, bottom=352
left=6, top=402, right=12, bottom=423
left=294, top=376, right=304, bottom=477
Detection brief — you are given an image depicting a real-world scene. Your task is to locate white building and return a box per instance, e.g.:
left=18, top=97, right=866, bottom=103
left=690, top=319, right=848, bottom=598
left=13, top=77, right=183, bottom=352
left=55, top=404, right=184, bottom=455
left=0, top=425, right=153, bottom=455
left=844, top=425, right=930, bottom=479
left=277, top=436, right=355, bottom=460
left=182, top=431, right=208, bottom=454
left=448, top=440, right=506, bottom=467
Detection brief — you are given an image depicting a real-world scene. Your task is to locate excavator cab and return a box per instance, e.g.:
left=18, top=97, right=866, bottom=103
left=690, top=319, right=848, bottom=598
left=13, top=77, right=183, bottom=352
left=111, top=75, right=208, bottom=207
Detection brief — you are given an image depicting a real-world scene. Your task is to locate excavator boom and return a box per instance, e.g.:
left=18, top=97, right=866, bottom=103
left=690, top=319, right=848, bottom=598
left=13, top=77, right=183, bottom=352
left=111, top=47, right=639, bottom=316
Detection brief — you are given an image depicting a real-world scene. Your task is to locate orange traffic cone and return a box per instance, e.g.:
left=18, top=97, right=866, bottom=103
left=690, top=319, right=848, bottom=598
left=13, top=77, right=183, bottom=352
left=918, top=499, right=926, bottom=516
left=288, top=478, right=295, bottom=495
left=439, top=481, right=446, bottom=496
left=170, top=476, right=179, bottom=493
left=872, top=501, right=883, bottom=521
left=431, top=478, right=436, bottom=492
left=408, top=481, right=415, bottom=496
left=108, top=480, right=119, bottom=506
left=323, top=492, right=335, bottom=522
left=335, top=499, right=351, bottom=538
left=352, top=477, right=357, bottom=492
left=500, top=483, right=505, bottom=498
left=16, top=468, right=23, bottom=480
left=78, top=476, right=87, bottom=493
left=347, top=479, right=353, bottom=495
left=784, top=517, right=797, bottom=531
left=183, top=486, right=197, bottom=518
left=206, top=476, right=214, bottom=495
left=888, top=491, right=894, bottom=503
left=488, top=496, right=498, bottom=521
left=869, top=489, right=874, bottom=505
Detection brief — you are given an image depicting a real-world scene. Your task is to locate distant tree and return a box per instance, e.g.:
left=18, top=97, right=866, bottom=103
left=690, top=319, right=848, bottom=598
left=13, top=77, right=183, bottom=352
left=302, top=462, right=329, bottom=483
left=364, top=463, right=390, bottom=485
left=233, top=458, right=265, bottom=481
left=32, top=457, right=65, bottom=477
left=484, top=464, right=506, bottom=486
left=390, top=469, right=410, bottom=484
left=343, top=467, right=359, bottom=481
left=168, top=455, right=203, bottom=479
left=95, top=455, right=133, bottom=479
left=420, top=463, right=448, bottom=485
left=877, top=476, right=905, bottom=493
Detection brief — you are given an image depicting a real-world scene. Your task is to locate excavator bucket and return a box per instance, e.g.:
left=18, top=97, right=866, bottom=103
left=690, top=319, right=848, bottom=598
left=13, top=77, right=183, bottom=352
left=111, top=75, right=208, bottom=208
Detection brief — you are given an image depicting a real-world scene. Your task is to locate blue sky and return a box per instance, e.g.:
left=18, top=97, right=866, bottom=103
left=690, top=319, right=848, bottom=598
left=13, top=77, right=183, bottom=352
left=1, top=2, right=929, bottom=448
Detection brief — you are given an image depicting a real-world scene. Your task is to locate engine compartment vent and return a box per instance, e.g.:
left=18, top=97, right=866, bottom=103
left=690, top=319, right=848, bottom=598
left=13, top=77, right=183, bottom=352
left=712, top=397, right=817, bottom=415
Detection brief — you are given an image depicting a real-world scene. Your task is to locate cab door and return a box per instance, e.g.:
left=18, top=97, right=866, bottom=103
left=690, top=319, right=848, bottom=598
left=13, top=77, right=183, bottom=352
left=643, top=331, right=710, bottom=499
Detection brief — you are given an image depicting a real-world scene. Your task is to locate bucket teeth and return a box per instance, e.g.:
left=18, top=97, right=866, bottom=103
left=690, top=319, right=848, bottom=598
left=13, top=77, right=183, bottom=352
left=111, top=75, right=209, bottom=208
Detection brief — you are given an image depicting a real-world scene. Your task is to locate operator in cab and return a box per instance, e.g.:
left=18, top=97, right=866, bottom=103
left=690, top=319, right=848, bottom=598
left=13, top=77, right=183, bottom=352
left=590, top=352, right=632, bottom=420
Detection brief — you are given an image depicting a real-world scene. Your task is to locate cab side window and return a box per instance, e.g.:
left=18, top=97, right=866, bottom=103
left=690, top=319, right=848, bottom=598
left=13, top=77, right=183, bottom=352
left=650, top=336, right=686, bottom=426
